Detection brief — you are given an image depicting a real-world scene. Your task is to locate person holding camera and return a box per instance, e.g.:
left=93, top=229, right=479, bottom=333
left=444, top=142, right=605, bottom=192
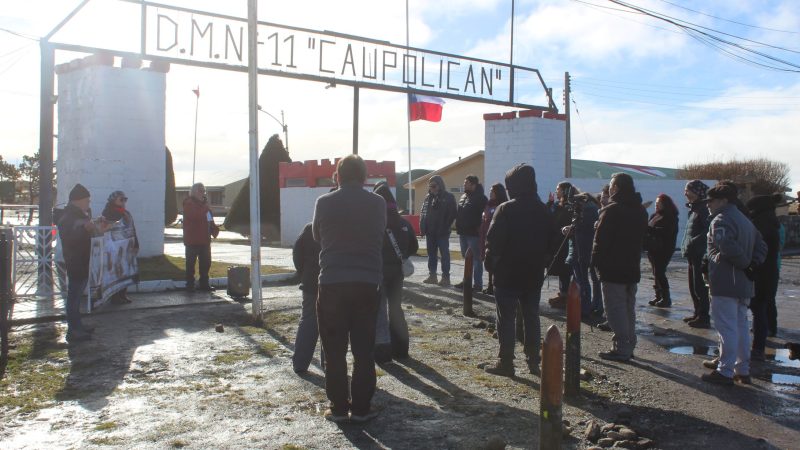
left=701, top=184, right=767, bottom=385
left=182, top=182, right=219, bottom=292
left=546, top=182, right=575, bottom=309
left=560, top=187, right=600, bottom=318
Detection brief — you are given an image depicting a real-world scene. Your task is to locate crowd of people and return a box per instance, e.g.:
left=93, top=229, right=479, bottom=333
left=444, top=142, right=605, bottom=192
left=57, top=156, right=786, bottom=421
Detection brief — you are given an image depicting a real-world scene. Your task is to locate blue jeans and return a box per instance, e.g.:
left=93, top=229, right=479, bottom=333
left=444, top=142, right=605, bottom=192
left=426, top=235, right=450, bottom=277
left=494, top=285, right=542, bottom=363
left=66, top=273, right=87, bottom=333
left=459, top=235, right=483, bottom=288
left=570, top=258, right=592, bottom=316
left=293, top=289, right=324, bottom=372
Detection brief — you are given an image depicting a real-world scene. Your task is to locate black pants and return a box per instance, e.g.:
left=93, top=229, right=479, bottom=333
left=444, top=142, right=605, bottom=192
left=687, top=257, right=709, bottom=319
left=317, top=282, right=379, bottom=416
left=185, top=244, right=211, bottom=287
left=648, top=251, right=673, bottom=300
left=752, top=273, right=779, bottom=350
left=384, top=271, right=409, bottom=358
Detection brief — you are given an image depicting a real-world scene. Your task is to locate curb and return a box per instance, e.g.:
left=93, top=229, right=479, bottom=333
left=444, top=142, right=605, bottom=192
left=128, top=272, right=296, bottom=293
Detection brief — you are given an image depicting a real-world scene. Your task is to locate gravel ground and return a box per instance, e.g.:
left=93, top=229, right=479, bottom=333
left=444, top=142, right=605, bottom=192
left=2, top=256, right=800, bottom=449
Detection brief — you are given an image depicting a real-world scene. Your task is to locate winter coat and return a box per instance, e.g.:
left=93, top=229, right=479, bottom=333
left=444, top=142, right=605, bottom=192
left=380, top=210, right=419, bottom=279
left=419, top=175, right=457, bottom=238
left=644, top=208, right=678, bottom=260
left=681, top=200, right=709, bottom=260
left=57, top=204, right=94, bottom=279
left=566, top=199, right=599, bottom=266
left=292, top=223, right=321, bottom=293
left=749, top=203, right=780, bottom=304
left=485, top=167, right=559, bottom=291
left=591, top=191, right=648, bottom=284
left=183, top=196, right=219, bottom=246
left=455, top=184, right=488, bottom=236
left=102, top=203, right=139, bottom=250
left=706, top=203, right=767, bottom=299
left=312, top=181, right=386, bottom=285
left=547, top=201, right=573, bottom=276
left=479, top=199, right=501, bottom=261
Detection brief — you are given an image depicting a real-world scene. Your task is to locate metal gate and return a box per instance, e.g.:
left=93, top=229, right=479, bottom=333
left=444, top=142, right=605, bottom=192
left=13, top=226, right=65, bottom=298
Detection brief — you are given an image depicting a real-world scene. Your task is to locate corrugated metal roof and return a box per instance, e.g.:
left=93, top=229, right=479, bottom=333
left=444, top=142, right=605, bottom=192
left=571, top=159, right=678, bottom=180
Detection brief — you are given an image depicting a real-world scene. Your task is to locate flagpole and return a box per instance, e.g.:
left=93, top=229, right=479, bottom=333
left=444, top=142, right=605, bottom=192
left=192, top=85, right=199, bottom=185
left=405, top=0, right=413, bottom=214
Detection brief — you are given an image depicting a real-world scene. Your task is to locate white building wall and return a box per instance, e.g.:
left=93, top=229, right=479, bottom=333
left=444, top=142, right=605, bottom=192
left=484, top=116, right=566, bottom=201
left=57, top=65, right=166, bottom=257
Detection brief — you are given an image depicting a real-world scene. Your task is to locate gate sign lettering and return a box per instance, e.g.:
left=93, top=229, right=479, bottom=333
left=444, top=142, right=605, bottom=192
left=145, top=4, right=546, bottom=106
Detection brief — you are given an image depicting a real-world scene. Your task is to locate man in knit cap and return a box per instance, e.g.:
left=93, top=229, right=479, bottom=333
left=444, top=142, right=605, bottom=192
left=681, top=180, right=711, bottom=328
left=57, top=184, right=111, bottom=342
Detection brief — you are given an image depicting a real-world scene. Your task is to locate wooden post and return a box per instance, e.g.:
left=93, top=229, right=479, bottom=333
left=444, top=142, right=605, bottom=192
left=565, top=280, right=581, bottom=398
left=540, top=325, right=563, bottom=450
left=463, top=247, right=474, bottom=317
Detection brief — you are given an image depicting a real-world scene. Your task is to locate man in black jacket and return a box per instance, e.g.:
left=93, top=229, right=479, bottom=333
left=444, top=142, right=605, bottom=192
left=420, top=175, right=457, bottom=286
left=483, top=164, right=558, bottom=377
left=680, top=180, right=711, bottom=328
left=747, top=194, right=781, bottom=360
left=454, top=175, right=487, bottom=290
left=591, top=173, right=648, bottom=362
left=57, top=184, right=111, bottom=343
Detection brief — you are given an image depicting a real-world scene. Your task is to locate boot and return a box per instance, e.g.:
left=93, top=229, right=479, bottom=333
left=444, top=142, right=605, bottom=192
left=688, top=315, right=711, bottom=328
left=438, top=275, right=451, bottom=287
left=548, top=294, right=566, bottom=309
left=484, top=359, right=515, bottom=377
left=422, top=273, right=438, bottom=284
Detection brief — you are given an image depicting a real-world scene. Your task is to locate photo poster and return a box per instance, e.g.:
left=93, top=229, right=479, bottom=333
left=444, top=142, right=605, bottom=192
left=88, top=220, right=138, bottom=308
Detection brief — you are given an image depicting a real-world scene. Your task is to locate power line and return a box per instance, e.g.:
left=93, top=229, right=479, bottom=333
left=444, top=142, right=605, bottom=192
left=607, top=0, right=800, bottom=72
left=0, top=28, right=39, bottom=42
left=568, top=0, right=685, bottom=36
left=656, top=0, right=800, bottom=34
left=573, top=79, right=800, bottom=99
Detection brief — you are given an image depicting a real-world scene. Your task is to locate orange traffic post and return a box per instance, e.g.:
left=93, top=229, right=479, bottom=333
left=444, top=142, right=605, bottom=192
left=565, top=280, right=581, bottom=398
left=539, top=325, right=563, bottom=450
left=463, top=247, right=474, bottom=317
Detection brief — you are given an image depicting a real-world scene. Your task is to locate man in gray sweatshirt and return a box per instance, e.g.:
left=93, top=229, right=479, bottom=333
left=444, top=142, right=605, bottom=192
left=701, top=184, right=767, bottom=386
left=312, top=154, right=386, bottom=423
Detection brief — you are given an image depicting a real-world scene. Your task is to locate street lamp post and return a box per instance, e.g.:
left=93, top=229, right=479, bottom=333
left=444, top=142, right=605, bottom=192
left=256, top=105, right=288, bottom=153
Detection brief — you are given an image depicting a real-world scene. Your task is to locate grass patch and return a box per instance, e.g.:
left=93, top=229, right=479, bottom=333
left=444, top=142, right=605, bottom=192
left=171, top=440, right=189, bottom=448
left=282, top=445, right=307, bottom=450
left=95, top=421, right=118, bottom=431
left=0, top=328, right=70, bottom=413
left=256, top=341, right=280, bottom=358
left=376, top=368, right=386, bottom=377
left=263, top=311, right=296, bottom=328
left=89, top=437, right=124, bottom=445
left=414, top=249, right=462, bottom=261
left=213, top=349, right=253, bottom=365
left=137, top=254, right=290, bottom=281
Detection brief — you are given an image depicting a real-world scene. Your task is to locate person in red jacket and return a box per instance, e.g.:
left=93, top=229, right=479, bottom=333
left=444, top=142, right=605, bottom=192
left=183, top=183, right=219, bottom=292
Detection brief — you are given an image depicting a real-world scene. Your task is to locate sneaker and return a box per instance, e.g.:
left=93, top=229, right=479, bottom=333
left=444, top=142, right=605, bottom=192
left=438, top=276, right=451, bottom=287
left=323, top=409, right=349, bottom=423
left=484, top=361, right=515, bottom=377
left=422, top=274, right=438, bottom=284
left=527, top=362, right=541, bottom=376
left=350, top=410, right=380, bottom=423
left=733, top=374, right=752, bottom=384
left=482, top=286, right=494, bottom=295
left=701, top=370, right=733, bottom=386
left=597, top=321, right=612, bottom=332
left=473, top=285, right=483, bottom=291
left=702, top=358, right=719, bottom=370
left=598, top=351, right=630, bottom=362
left=654, top=299, right=672, bottom=308
left=453, top=281, right=464, bottom=290
left=683, top=314, right=697, bottom=323
left=648, top=297, right=660, bottom=306
left=688, top=317, right=711, bottom=329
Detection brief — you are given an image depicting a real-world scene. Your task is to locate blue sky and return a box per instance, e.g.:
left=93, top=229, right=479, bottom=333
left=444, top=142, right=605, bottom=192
left=1, top=0, right=799, bottom=193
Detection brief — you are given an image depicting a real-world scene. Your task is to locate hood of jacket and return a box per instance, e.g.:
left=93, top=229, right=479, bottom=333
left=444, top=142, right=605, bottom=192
left=504, top=164, right=538, bottom=199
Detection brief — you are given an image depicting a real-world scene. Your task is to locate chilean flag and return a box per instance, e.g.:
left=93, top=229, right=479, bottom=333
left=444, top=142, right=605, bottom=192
left=409, top=94, right=445, bottom=122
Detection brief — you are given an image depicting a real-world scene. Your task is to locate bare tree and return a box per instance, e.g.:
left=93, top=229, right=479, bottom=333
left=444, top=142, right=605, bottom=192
left=677, top=158, right=790, bottom=195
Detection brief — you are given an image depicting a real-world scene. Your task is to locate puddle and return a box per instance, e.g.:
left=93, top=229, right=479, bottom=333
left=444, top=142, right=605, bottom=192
left=668, top=345, right=717, bottom=356
left=769, top=373, right=800, bottom=385
left=767, top=349, right=800, bottom=368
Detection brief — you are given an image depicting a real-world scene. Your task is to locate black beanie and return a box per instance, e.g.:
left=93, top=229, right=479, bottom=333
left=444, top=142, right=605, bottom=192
left=69, top=183, right=90, bottom=201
